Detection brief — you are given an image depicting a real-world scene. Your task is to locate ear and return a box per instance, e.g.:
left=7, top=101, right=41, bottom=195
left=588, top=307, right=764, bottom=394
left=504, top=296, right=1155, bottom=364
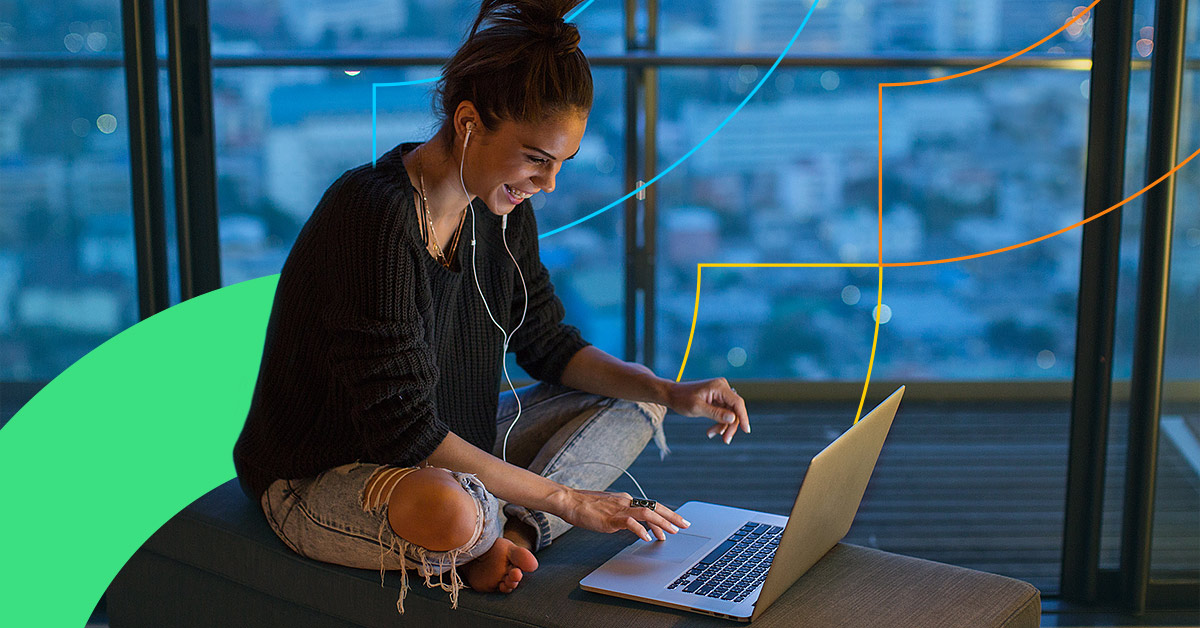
left=454, top=101, right=483, bottom=138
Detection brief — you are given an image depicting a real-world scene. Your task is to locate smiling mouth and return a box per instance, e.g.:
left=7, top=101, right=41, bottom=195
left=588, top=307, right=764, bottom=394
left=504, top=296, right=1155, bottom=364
left=504, top=184, right=533, bottom=201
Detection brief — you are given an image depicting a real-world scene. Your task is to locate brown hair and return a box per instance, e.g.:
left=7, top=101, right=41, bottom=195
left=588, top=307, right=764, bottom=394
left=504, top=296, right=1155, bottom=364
left=433, top=0, right=593, bottom=152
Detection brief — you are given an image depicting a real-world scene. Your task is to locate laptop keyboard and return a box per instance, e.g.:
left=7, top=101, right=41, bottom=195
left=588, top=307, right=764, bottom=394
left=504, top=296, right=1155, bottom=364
left=667, top=521, right=782, bottom=603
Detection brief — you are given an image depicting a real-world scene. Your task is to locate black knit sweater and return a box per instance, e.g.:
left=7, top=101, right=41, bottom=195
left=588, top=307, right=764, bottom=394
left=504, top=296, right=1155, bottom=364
left=233, top=142, right=590, bottom=501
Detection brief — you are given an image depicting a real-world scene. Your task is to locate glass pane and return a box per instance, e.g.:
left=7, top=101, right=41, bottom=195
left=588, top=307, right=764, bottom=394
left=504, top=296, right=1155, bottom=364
left=0, top=65, right=139, bottom=383
left=212, top=66, right=627, bottom=366
left=1132, top=0, right=1157, bottom=59
left=0, top=3, right=122, bottom=55
left=659, top=0, right=1095, bottom=57
left=1160, top=69, right=1200, bottom=386
left=1129, top=0, right=1200, bottom=60
left=1190, top=0, right=1199, bottom=58
left=651, top=62, right=1090, bottom=593
left=1151, top=68, right=1199, bottom=576
left=529, top=67, right=627, bottom=366
left=1130, top=0, right=1200, bottom=60
left=211, top=65, right=439, bottom=285
left=655, top=66, right=1090, bottom=381
left=209, top=0, right=624, bottom=56
left=159, top=65, right=182, bottom=306
left=1104, top=49, right=1200, bottom=572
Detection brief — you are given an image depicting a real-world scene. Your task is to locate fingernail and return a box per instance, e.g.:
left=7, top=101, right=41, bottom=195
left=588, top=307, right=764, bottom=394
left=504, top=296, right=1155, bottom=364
left=708, top=431, right=716, bottom=439
left=682, top=518, right=692, bottom=527
left=668, top=523, right=679, bottom=533
left=724, top=415, right=735, bottom=423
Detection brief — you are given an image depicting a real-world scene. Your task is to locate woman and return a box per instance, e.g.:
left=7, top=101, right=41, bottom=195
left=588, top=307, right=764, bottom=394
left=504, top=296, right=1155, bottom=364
left=233, top=0, right=751, bottom=613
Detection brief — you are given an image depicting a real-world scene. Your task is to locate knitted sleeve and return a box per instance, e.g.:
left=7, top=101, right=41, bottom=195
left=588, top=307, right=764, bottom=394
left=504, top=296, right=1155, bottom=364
left=505, top=202, right=591, bottom=384
left=322, top=173, right=449, bottom=466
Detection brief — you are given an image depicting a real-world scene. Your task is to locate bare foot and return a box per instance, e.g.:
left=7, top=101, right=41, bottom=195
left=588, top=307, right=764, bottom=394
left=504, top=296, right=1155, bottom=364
left=459, top=537, right=538, bottom=594
left=503, top=517, right=538, bottom=552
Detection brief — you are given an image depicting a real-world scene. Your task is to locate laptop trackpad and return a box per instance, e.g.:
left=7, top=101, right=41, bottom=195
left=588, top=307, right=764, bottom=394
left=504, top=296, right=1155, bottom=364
left=628, top=533, right=711, bottom=564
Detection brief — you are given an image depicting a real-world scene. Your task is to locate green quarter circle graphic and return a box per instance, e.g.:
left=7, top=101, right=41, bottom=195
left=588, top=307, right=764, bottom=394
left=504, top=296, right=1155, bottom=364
left=0, top=275, right=278, bottom=627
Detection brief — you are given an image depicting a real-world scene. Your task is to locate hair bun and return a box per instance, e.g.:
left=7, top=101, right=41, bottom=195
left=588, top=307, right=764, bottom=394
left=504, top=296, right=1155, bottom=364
left=473, top=1, right=582, bottom=55
left=546, top=19, right=580, bottom=56
left=440, top=0, right=593, bottom=131
left=526, top=15, right=579, bottom=56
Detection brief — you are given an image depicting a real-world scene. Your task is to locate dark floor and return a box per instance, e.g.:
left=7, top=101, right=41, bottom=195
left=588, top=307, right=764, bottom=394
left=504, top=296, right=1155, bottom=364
left=1040, top=605, right=1200, bottom=627
left=6, top=386, right=1198, bottom=626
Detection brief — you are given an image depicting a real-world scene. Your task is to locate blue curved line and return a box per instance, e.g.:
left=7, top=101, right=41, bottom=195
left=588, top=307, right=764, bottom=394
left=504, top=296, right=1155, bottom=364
left=539, top=0, right=819, bottom=239
left=371, top=2, right=594, bottom=167
left=565, top=0, right=595, bottom=23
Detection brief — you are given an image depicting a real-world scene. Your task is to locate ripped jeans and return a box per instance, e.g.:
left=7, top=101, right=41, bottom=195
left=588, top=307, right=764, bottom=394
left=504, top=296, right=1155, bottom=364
left=259, top=382, right=669, bottom=613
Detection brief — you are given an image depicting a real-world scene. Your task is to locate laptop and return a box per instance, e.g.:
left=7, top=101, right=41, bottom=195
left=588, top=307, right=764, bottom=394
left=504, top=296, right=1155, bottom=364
left=580, top=386, right=905, bottom=622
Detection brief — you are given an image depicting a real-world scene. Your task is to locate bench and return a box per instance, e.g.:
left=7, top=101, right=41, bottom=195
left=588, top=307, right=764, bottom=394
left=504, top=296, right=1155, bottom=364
left=107, top=480, right=1040, bottom=627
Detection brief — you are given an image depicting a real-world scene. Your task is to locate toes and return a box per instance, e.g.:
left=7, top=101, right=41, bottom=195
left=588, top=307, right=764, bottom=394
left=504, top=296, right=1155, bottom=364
left=503, top=569, right=522, bottom=588
left=498, top=571, right=521, bottom=594
left=509, top=545, right=539, bottom=572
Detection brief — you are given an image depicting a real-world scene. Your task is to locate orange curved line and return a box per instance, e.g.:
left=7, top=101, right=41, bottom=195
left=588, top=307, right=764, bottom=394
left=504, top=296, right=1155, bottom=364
left=883, top=0, right=1099, bottom=88
left=882, top=147, right=1198, bottom=268
left=856, top=1, right=1100, bottom=418
left=676, top=1, right=1124, bottom=412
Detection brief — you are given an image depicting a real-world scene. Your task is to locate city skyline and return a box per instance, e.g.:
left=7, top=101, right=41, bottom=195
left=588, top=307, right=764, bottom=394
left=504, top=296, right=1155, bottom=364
left=0, top=0, right=1196, bottom=383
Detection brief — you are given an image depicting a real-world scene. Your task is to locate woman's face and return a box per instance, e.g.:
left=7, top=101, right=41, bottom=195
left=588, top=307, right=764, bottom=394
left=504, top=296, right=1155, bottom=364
left=465, top=111, right=587, bottom=216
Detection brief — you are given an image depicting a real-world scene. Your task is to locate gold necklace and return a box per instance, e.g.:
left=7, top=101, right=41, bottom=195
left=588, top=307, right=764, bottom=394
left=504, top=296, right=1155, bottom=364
left=414, top=149, right=467, bottom=268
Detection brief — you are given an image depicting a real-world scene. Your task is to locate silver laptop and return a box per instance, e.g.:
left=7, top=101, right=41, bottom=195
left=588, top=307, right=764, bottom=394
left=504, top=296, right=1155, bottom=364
left=580, top=386, right=905, bottom=622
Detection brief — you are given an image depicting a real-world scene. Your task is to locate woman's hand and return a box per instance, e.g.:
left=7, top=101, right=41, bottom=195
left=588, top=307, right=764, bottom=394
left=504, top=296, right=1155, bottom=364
left=553, top=487, right=691, bottom=542
left=665, top=377, right=750, bottom=444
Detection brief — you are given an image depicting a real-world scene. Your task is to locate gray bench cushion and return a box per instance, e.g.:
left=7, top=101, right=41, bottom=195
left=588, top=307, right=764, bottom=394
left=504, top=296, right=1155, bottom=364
left=108, top=480, right=1040, bottom=627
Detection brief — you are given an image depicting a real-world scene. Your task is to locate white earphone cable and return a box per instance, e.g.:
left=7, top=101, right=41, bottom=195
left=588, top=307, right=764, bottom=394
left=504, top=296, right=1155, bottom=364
left=546, top=461, right=648, bottom=500
left=457, top=125, right=648, bottom=502
left=497, top=228, right=528, bottom=463
left=460, top=127, right=528, bottom=464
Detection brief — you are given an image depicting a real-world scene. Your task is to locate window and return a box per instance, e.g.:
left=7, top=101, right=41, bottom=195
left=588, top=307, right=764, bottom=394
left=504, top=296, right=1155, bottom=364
left=654, top=66, right=1091, bottom=381
left=0, top=1, right=139, bottom=382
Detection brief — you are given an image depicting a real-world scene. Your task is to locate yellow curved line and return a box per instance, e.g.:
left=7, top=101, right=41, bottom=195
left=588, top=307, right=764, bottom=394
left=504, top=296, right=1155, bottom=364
left=675, top=260, right=885, bottom=423
left=676, top=264, right=704, bottom=383
left=859, top=80, right=887, bottom=423
left=860, top=257, right=883, bottom=424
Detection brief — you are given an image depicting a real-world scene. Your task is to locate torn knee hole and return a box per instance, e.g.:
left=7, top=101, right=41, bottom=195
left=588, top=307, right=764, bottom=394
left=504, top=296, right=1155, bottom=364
left=384, top=468, right=479, bottom=552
